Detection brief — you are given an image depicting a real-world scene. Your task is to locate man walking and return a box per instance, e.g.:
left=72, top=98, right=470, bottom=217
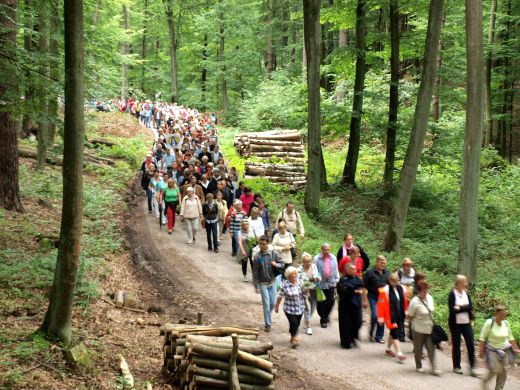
left=314, top=243, right=339, bottom=328
left=363, top=255, right=390, bottom=343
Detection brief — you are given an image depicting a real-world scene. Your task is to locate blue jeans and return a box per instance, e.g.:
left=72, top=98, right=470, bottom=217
left=259, top=281, right=277, bottom=327
left=145, top=187, right=153, bottom=212
left=205, top=221, right=218, bottom=250
left=368, top=294, right=384, bottom=341
left=231, top=230, right=239, bottom=255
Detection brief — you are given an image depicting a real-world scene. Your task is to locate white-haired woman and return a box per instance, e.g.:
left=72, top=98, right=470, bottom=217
left=297, top=252, right=321, bottom=335
left=180, top=186, right=203, bottom=245
left=275, top=266, right=306, bottom=347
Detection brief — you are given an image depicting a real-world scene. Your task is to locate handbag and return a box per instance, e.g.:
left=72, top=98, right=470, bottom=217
left=315, top=282, right=326, bottom=302
left=418, top=297, right=448, bottom=345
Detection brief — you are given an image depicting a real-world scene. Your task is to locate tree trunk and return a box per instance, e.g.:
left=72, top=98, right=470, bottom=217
left=267, top=0, right=275, bottom=79
left=303, top=0, right=321, bottom=217
left=383, top=0, right=445, bottom=251
left=48, top=7, right=59, bottom=145
left=164, top=0, right=178, bottom=102
left=22, top=0, right=34, bottom=136
left=339, top=30, right=348, bottom=47
left=93, top=0, right=101, bottom=25
left=458, top=0, right=484, bottom=285
left=341, top=0, right=367, bottom=187
left=201, top=33, right=208, bottom=104
left=140, top=0, right=148, bottom=94
left=431, top=13, right=445, bottom=122
left=41, top=0, right=84, bottom=345
left=219, top=5, right=229, bottom=114
left=483, top=0, right=497, bottom=146
left=383, top=0, right=399, bottom=192
left=121, top=4, right=130, bottom=98
left=37, top=0, right=49, bottom=171
left=0, top=0, right=23, bottom=212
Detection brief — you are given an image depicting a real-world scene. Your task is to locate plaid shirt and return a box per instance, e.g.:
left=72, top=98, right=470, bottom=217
left=279, top=280, right=306, bottom=315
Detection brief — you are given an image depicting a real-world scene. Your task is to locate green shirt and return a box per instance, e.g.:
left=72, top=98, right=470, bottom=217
left=164, top=187, right=179, bottom=203
left=479, top=318, right=514, bottom=349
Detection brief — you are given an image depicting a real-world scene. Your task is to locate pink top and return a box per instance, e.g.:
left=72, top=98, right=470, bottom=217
left=239, top=194, right=254, bottom=214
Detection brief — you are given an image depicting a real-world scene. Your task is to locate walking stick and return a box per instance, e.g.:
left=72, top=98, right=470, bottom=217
left=159, top=199, right=163, bottom=230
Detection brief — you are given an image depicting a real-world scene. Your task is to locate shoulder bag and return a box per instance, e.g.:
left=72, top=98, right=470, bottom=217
left=419, top=297, right=448, bottom=345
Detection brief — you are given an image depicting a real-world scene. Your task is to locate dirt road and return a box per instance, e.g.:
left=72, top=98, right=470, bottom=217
left=131, top=194, right=520, bottom=390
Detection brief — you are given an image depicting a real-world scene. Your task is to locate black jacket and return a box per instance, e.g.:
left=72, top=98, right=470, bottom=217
left=336, top=243, right=370, bottom=272
left=448, top=290, right=474, bottom=327
left=363, top=268, right=390, bottom=298
left=202, top=202, right=219, bottom=220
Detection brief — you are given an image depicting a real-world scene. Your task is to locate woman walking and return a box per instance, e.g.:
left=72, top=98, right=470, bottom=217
left=202, top=193, right=219, bottom=253
left=479, top=305, right=520, bottom=390
left=275, top=266, right=306, bottom=348
left=163, top=179, right=179, bottom=234
left=272, top=221, right=295, bottom=269
left=408, top=283, right=441, bottom=375
left=215, top=191, right=227, bottom=242
left=180, top=187, right=203, bottom=245
left=238, top=219, right=256, bottom=282
left=448, top=275, right=477, bottom=376
left=377, top=272, right=408, bottom=362
left=297, top=253, right=321, bottom=335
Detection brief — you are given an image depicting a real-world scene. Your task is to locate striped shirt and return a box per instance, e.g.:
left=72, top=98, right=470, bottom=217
left=279, top=280, right=306, bottom=315
left=229, top=210, right=245, bottom=233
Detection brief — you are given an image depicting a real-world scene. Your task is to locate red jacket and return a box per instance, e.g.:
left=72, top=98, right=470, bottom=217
left=377, top=285, right=408, bottom=329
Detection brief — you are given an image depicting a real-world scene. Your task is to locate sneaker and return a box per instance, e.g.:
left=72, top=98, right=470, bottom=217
left=264, top=325, right=270, bottom=333
left=188, top=241, right=193, bottom=246
left=385, top=349, right=396, bottom=357
left=453, top=368, right=463, bottom=375
left=397, top=354, right=407, bottom=362
left=214, top=249, right=219, bottom=253
left=377, top=339, right=385, bottom=344
left=469, top=369, right=479, bottom=378
left=306, top=327, right=313, bottom=335
left=369, top=336, right=376, bottom=343
left=431, top=370, right=442, bottom=376
left=243, top=276, right=248, bottom=282
left=416, top=368, right=425, bottom=373
left=320, top=323, right=327, bottom=328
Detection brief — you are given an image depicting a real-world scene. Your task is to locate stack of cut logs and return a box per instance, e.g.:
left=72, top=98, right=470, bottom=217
left=161, top=324, right=276, bottom=390
left=234, top=130, right=304, bottom=162
left=234, top=130, right=306, bottom=189
left=244, top=161, right=306, bottom=189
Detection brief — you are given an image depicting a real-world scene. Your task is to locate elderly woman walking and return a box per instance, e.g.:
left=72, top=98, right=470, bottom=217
left=275, top=266, right=307, bottom=347
left=448, top=275, right=477, bottom=376
left=238, top=219, right=256, bottom=282
left=479, top=305, right=520, bottom=390
left=297, top=252, right=321, bottom=335
left=180, top=187, right=203, bottom=245
left=272, top=221, right=296, bottom=270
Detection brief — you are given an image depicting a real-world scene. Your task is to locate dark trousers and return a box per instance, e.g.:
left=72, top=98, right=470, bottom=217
left=241, top=257, right=253, bottom=276
left=316, top=288, right=335, bottom=325
left=450, top=323, right=475, bottom=369
left=285, top=311, right=303, bottom=337
left=338, top=302, right=362, bottom=348
left=205, top=221, right=218, bottom=250
left=231, top=231, right=238, bottom=255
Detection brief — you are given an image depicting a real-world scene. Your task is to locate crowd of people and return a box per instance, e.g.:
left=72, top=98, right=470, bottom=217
left=134, top=100, right=519, bottom=389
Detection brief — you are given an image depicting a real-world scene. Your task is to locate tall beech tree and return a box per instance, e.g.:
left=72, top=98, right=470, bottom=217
left=384, top=0, right=445, bottom=251
left=41, top=0, right=85, bottom=345
left=0, top=0, right=23, bottom=212
left=458, top=0, right=484, bottom=284
left=36, top=0, right=49, bottom=171
left=483, top=0, right=497, bottom=146
left=341, top=0, right=367, bottom=187
left=164, top=0, right=179, bottom=102
left=303, top=0, right=321, bottom=216
left=383, top=0, right=400, bottom=192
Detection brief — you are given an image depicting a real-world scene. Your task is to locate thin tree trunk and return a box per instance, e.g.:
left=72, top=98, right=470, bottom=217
left=267, top=0, right=275, bottom=79
left=41, top=0, right=84, bottom=345
left=201, top=33, right=208, bottom=104
left=36, top=0, right=49, bottom=171
left=339, top=30, right=348, bottom=47
left=121, top=4, right=129, bottom=98
left=383, top=0, right=445, bottom=251
left=219, top=6, right=228, bottom=114
left=164, top=0, right=178, bottom=102
left=431, top=13, right=445, bottom=122
left=383, top=0, right=400, bottom=192
left=48, top=7, right=59, bottom=145
left=141, top=0, right=148, bottom=93
left=458, top=0, right=484, bottom=285
left=303, top=0, right=321, bottom=216
left=94, top=0, right=101, bottom=25
left=22, top=0, right=34, bottom=136
left=341, top=0, right=367, bottom=187
left=497, top=0, right=512, bottom=157
left=484, top=0, right=497, bottom=146
left=0, top=0, right=23, bottom=212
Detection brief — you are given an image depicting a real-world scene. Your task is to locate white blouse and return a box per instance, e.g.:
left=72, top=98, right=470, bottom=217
left=453, top=289, right=470, bottom=324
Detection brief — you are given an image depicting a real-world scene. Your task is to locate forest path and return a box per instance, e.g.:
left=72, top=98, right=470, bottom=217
left=132, top=194, right=520, bottom=390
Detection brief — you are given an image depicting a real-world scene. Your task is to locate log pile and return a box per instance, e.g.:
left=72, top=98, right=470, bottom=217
left=244, top=162, right=306, bottom=189
left=160, top=324, right=276, bottom=390
left=234, top=130, right=304, bottom=161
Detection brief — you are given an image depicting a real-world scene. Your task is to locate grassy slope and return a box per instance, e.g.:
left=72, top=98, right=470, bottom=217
left=0, top=112, right=149, bottom=388
left=220, top=127, right=520, bottom=340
